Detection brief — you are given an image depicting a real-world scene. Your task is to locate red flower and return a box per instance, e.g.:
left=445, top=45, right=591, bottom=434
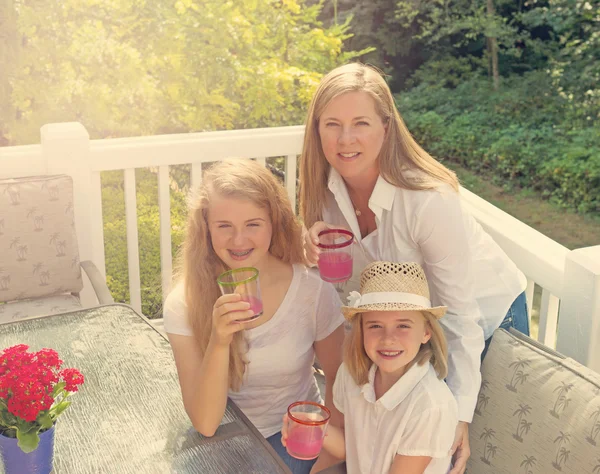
left=61, top=368, right=85, bottom=392
left=36, top=348, right=62, bottom=369
left=0, top=344, right=84, bottom=429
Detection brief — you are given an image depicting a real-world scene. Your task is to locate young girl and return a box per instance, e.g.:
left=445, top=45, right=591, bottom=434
left=284, top=261, right=458, bottom=474
left=299, top=62, right=528, bottom=472
left=163, top=159, right=345, bottom=474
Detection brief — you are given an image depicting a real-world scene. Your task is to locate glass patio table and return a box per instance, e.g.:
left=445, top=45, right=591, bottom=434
left=0, top=304, right=292, bottom=474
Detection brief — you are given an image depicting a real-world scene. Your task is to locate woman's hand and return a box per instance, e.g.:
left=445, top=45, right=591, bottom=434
left=304, top=221, right=336, bottom=266
left=449, top=421, right=470, bottom=474
left=210, top=294, right=253, bottom=347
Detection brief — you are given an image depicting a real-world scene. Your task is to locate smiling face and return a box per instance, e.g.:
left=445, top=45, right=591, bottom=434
left=318, top=91, right=387, bottom=185
left=362, top=310, right=432, bottom=381
left=207, top=194, right=273, bottom=270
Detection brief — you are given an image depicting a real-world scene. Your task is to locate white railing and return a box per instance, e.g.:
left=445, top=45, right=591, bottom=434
left=1, top=122, right=599, bottom=372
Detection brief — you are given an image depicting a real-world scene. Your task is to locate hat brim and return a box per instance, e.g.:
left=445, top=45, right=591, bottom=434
left=341, top=302, right=447, bottom=321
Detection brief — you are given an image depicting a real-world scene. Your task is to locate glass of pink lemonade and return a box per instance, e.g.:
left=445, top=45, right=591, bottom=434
left=317, top=229, right=354, bottom=283
left=217, top=267, right=263, bottom=321
left=286, top=401, right=331, bottom=460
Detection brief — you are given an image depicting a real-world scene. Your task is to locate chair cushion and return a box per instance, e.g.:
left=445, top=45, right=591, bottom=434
left=0, top=175, right=83, bottom=302
left=0, top=294, right=82, bottom=324
left=467, top=329, right=600, bottom=474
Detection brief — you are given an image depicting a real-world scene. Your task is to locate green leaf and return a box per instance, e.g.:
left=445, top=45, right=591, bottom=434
left=51, top=382, right=66, bottom=398
left=49, top=399, right=71, bottom=418
left=16, top=428, right=40, bottom=453
left=38, top=412, right=54, bottom=430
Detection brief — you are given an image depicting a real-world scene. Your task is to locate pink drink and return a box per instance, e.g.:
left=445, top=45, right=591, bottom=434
left=239, top=295, right=263, bottom=321
left=318, top=251, right=353, bottom=283
left=286, top=415, right=326, bottom=460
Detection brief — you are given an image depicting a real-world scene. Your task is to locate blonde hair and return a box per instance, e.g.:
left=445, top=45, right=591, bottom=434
left=299, top=62, right=459, bottom=228
left=344, top=310, right=449, bottom=386
left=178, top=159, right=306, bottom=391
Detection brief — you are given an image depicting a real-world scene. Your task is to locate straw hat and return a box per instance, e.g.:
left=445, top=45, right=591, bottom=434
left=341, top=261, right=447, bottom=320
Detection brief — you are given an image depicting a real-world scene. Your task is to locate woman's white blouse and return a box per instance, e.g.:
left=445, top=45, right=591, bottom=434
left=163, top=264, right=344, bottom=437
left=333, top=362, right=458, bottom=474
left=323, top=169, right=526, bottom=422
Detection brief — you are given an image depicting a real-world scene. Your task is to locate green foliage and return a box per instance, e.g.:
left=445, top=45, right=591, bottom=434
left=101, top=168, right=188, bottom=318
left=399, top=71, right=600, bottom=213
left=2, top=0, right=369, bottom=145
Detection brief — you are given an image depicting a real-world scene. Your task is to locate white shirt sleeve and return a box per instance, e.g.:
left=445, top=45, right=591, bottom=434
left=411, top=188, right=484, bottom=422
left=314, top=278, right=345, bottom=341
left=332, top=364, right=347, bottom=414
left=162, top=283, right=194, bottom=337
left=396, top=405, right=457, bottom=458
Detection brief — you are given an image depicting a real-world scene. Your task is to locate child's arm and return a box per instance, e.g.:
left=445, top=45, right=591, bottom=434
left=321, top=424, right=346, bottom=460
left=168, top=294, right=253, bottom=436
left=388, top=454, right=432, bottom=474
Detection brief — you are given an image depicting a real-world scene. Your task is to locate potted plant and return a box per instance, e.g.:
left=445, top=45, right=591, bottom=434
left=0, top=344, right=84, bottom=474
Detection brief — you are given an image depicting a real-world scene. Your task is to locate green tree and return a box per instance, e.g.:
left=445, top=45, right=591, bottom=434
left=1, top=0, right=370, bottom=145
left=0, top=0, right=19, bottom=145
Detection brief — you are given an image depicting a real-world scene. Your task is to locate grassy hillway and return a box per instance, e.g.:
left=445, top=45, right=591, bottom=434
left=448, top=162, right=600, bottom=251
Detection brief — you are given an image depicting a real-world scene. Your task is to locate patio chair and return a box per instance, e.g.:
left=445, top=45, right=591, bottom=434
left=0, top=174, right=113, bottom=324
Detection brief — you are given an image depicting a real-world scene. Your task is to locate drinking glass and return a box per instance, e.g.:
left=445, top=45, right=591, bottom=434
left=217, top=267, right=263, bottom=322
left=286, top=401, right=331, bottom=460
left=317, top=229, right=354, bottom=283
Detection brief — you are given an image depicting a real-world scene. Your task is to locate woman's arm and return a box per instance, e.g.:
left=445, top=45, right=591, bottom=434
left=412, top=190, right=484, bottom=423
left=388, top=455, right=432, bottom=474
left=411, top=190, right=483, bottom=474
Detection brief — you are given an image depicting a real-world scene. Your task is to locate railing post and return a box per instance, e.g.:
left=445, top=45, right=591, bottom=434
left=41, top=122, right=99, bottom=306
left=556, top=245, right=600, bottom=372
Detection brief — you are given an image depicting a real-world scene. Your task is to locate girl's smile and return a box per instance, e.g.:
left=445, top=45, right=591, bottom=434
left=228, top=248, right=254, bottom=260
left=376, top=350, right=404, bottom=359
left=363, top=310, right=431, bottom=381
left=208, top=195, right=273, bottom=270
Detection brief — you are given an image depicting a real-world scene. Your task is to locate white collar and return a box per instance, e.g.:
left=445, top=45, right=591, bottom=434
left=360, top=360, right=430, bottom=411
left=327, top=167, right=396, bottom=221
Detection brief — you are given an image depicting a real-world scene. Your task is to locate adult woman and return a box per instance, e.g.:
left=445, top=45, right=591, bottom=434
left=299, top=63, right=527, bottom=474
left=164, top=159, right=345, bottom=474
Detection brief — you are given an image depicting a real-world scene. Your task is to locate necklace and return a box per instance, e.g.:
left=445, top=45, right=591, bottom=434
left=348, top=194, right=362, bottom=217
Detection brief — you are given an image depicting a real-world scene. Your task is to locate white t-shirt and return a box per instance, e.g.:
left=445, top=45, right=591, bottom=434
left=324, top=169, right=526, bottom=422
left=163, top=264, right=344, bottom=438
left=333, top=361, right=458, bottom=474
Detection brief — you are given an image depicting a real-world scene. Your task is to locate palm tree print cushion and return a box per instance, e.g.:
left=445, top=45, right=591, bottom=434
left=0, top=175, right=82, bottom=303
left=467, top=328, right=600, bottom=474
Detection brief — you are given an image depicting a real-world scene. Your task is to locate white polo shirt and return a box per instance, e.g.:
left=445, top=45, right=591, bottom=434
left=333, top=361, right=458, bottom=474
left=323, top=169, right=526, bottom=422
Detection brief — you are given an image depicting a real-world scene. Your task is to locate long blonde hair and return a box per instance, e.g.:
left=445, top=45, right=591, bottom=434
left=299, top=62, right=459, bottom=228
left=179, top=159, right=305, bottom=391
left=344, top=311, right=449, bottom=386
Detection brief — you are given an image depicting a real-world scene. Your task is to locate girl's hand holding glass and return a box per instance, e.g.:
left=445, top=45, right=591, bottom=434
left=210, top=294, right=254, bottom=347
left=282, top=402, right=331, bottom=460
left=217, top=267, right=263, bottom=321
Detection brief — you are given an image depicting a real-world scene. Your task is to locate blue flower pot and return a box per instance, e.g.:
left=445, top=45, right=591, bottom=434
left=0, top=425, right=55, bottom=474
